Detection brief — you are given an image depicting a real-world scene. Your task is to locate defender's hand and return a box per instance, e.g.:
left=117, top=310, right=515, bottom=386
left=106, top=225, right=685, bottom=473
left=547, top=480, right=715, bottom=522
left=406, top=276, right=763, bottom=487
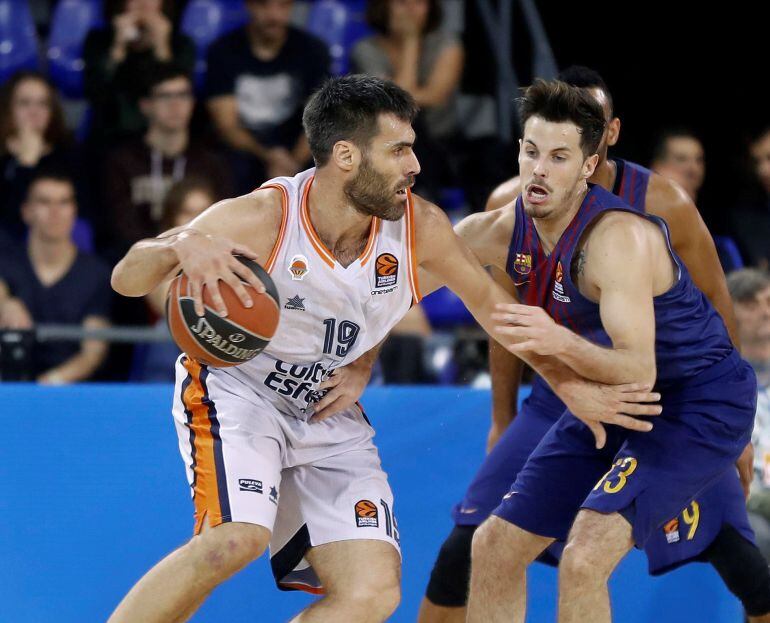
left=172, top=229, right=264, bottom=317
left=312, top=360, right=374, bottom=423
left=493, top=303, right=569, bottom=356
left=559, top=380, right=662, bottom=449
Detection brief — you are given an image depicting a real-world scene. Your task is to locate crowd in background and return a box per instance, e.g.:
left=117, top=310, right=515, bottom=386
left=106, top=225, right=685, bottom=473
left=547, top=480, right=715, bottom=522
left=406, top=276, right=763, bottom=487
left=0, top=0, right=768, bottom=392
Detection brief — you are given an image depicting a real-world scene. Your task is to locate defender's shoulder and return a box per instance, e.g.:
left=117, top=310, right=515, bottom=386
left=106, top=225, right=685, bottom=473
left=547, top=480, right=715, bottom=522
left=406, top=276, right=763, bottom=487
left=486, top=176, right=522, bottom=212
left=645, top=172, right=696, bottom=220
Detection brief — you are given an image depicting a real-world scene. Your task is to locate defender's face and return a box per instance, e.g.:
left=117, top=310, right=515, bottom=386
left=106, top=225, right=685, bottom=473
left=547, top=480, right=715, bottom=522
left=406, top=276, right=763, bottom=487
left=345, top=113, right=421, bottom=220
left=519, top=116, right=592, bottom=219
left=589, top=87, right=619, bottom=158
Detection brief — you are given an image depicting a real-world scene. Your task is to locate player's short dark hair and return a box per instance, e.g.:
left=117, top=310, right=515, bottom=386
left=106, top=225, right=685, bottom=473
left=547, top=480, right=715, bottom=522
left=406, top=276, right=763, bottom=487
left=518, top=79, right=606, bottom=158
left=557, top=65, right=614, bottom=117
left=302, top=75, right=419, bottom=167
left=365, top=0, right=443, bottom=35
left=141, top=63, right=193, bottom=98
left=727, top=268, right=770, bottom=303
left=651, top=127, right=702, bottom=163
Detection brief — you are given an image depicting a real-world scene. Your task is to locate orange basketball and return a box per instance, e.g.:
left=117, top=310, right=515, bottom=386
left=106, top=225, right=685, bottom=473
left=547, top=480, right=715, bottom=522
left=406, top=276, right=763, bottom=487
left=376, top=253, right=398, bottom=277
left=166, top=257, right=281, bottom=367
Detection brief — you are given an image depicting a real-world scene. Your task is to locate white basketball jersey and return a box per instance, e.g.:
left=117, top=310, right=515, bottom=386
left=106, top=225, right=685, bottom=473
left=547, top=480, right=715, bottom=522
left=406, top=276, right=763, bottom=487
left=222, top=168, right=421, bottom=419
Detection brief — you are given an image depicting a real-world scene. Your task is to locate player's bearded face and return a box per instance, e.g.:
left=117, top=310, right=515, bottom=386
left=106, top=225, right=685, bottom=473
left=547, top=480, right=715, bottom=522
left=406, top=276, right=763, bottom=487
left=344, top=152, right=413, bottom=221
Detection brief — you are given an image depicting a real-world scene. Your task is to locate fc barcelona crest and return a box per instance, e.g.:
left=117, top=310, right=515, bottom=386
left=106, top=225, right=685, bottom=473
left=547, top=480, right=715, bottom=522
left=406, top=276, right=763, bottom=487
left=513, top=253, right=532, bottom=275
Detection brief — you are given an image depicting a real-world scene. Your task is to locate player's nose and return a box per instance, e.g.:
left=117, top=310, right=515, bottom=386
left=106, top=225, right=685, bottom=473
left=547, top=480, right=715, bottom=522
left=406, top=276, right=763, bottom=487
left=406, top=151, right=421, bottom=177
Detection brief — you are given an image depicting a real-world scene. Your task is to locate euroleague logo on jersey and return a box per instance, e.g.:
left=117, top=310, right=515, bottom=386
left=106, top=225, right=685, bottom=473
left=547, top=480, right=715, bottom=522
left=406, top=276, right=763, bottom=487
left=288, top=254, right=309, bottom=281
left=355, top=499, right=379, bottom=528
left=552, top=260, right=571, bottom=303
left=374, top=253, right=399, bottom=289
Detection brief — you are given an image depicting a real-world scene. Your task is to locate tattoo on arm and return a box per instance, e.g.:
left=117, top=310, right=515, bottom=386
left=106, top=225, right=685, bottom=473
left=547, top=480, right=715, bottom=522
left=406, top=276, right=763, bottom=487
left=572, top=249, right=587, bottom=276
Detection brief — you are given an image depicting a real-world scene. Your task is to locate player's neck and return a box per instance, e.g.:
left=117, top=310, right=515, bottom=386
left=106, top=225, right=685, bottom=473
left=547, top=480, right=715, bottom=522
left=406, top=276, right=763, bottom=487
left=533, top=182, right=589, bottom=254
left=145, top=127, right=188, bottom=157
left=306, top=174, right=374, bottom=261
left=589, top=158, right=616, bottom=191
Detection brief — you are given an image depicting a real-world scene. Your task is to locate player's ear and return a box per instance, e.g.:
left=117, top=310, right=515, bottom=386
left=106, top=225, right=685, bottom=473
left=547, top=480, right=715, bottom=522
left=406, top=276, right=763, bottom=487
left=583, top=153, right=600, bottom=179
left=607, top=117, right=621, bottom=147
left=332, top=140, right=357, bottom=172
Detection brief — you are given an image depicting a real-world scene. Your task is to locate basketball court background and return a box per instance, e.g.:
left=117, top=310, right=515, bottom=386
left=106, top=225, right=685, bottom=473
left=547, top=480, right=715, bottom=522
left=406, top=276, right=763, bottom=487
left=1, top=384, right=743, bottom=621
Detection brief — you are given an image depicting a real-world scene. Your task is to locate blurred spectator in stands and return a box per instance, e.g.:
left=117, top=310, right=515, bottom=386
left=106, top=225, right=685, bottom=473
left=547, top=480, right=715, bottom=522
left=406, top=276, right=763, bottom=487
left=727, top=269, right=770, bottom=559
left=205, top=0, right=330, bottom=193
left=138, top=177, right=218, bottom=381
left=730, top=126, right=770, bottom=269
left=0, top=172, right=111, bottom=384
left=102, top=64, right=232, bottom=257
left=351, top=0, right=463, bottom=203
left=650, top=127, right=705, bottom=202
left=83, top=0, right=195, bottom=146
left=0, top=72, right=85, bottom=240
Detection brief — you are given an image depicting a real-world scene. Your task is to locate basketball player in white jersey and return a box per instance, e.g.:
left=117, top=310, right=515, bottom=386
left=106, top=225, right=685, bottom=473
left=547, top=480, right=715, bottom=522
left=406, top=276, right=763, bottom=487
left=108, top=75, right=660, bottom=623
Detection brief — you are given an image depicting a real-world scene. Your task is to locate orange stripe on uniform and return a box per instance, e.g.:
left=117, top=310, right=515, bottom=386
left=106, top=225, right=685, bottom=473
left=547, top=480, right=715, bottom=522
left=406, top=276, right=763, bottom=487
left=299, top=176, right=336, bottom=268
left=258, top=184, right=289, bottom=274
left=359, top=217, right=381, bottom=266
left=405, top=190, right=422, bottom=303
left=182, top=357, right=225, bottom=534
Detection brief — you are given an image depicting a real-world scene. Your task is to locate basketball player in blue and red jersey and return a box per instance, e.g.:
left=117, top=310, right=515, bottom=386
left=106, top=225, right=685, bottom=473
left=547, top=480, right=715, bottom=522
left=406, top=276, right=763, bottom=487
left=456, top=79, right=757, bottom=621
left=107, top=75, right=660, bottom=623
left=420, top=67, right=770, bottom=623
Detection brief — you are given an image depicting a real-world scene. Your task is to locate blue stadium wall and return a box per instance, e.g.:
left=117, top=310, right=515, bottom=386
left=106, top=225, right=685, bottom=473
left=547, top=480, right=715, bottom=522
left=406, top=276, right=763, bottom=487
left=1, top=385, right=744, bottom=622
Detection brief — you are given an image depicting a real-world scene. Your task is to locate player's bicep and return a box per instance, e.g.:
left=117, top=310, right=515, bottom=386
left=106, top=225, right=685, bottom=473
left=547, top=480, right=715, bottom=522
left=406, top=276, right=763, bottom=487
left=592, top=224, right=656, bottom=356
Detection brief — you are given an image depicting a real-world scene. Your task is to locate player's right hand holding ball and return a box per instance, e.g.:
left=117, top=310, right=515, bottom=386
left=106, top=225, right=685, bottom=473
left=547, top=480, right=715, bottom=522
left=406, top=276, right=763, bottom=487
left=172, top=229, right=266, bottom=317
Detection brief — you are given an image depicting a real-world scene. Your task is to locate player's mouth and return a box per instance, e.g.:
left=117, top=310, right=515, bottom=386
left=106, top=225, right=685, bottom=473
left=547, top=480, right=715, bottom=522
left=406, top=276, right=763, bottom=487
left=395, top=182, right=413, bottom=199
left=525, top=183, right=550, bottom=205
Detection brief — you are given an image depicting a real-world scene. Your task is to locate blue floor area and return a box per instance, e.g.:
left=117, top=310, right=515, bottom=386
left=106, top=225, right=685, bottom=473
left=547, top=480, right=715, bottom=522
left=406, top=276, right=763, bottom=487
left=0, top=384, right=743, bottom=622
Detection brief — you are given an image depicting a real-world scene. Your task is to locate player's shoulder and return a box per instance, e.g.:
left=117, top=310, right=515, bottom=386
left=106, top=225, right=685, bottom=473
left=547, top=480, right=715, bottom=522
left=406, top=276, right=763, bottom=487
left=645, top=172, right=697, bottom=221
left=486, top=176, right=522, bottom=212
left=410, top=192, right=453, bottom=230
left=216, top=186, right=285, bottom=223
left=589, top=209, right=650, bottom=249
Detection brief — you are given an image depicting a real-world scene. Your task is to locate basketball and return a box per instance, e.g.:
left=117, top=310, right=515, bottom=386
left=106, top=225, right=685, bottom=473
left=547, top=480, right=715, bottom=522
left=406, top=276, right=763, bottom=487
left=166, top=256, right=281, bottom=367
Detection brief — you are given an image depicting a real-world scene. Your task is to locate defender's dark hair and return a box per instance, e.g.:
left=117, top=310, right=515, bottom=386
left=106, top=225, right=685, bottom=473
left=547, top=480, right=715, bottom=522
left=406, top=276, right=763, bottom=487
left=302, top=75, right=418, bottom=167
left=651, top=127, right=702, bottom=163
left=557, top=65, right=614, bottom=117
left=141, top=63, right=193, bottom=98
left=365, top=0, right=442, bottom=35
left=518, top=79, right=606, bottom=158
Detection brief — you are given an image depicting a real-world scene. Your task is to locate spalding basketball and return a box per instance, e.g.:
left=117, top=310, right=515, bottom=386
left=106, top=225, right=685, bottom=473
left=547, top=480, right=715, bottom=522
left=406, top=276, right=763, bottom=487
left=166, top=256, right=280, bottom=367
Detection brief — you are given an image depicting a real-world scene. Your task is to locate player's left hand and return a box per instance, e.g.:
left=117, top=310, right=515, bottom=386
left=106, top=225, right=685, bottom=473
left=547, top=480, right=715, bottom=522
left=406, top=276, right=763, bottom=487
left=736, top=442, right=754, bottom=499
left=312, top=359, right=373, bottom=422
left=492, top=303, right=568, bottom=356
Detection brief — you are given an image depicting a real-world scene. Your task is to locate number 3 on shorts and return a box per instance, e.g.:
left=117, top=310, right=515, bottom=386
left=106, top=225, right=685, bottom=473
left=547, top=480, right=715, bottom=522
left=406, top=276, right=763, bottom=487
left=593, top=457, right=638, bottom=494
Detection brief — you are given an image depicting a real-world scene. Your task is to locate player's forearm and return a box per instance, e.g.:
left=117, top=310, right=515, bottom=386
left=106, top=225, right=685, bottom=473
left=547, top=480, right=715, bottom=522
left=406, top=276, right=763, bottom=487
left=111, top=233, right=181, bottom=297
left=555, top=329, right=656, bottom=386
left=489, top=339, right=522, bottom=427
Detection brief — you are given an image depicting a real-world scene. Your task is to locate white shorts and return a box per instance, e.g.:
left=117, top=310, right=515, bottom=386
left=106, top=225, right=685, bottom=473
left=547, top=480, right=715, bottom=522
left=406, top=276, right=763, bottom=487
left=171, top=356, right=400, bottom=594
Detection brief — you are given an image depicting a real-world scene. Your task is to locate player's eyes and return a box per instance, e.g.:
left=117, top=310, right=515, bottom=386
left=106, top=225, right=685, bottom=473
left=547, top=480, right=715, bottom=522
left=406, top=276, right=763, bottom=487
left=553, top=155, right=566, bottom=162
left=526, top=150, right=536, bottom=157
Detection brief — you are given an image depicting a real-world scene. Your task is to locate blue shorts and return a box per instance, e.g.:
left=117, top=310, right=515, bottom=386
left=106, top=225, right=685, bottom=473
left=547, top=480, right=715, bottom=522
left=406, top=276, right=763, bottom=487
left=451, top=382, right=562, bottom=526
left=493, top=351, right=756, bottom=559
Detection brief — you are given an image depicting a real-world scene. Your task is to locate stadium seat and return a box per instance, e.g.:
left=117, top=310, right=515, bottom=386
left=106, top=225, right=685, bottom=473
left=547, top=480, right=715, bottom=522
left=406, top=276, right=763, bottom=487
left=306, top=0, right=348, bottom=75
left=47, top=0, right=104, bottom=98
left=713, top=235, right=744, bottom=273
left=0, top=0, right=41, bottom=84
left=72, top=217, right=94, bottom=253
left=180, top=0, right=248, bottom=91
left=306, top=0, right=371, bottom=75
left=421, top=286, right=475, bottom=329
